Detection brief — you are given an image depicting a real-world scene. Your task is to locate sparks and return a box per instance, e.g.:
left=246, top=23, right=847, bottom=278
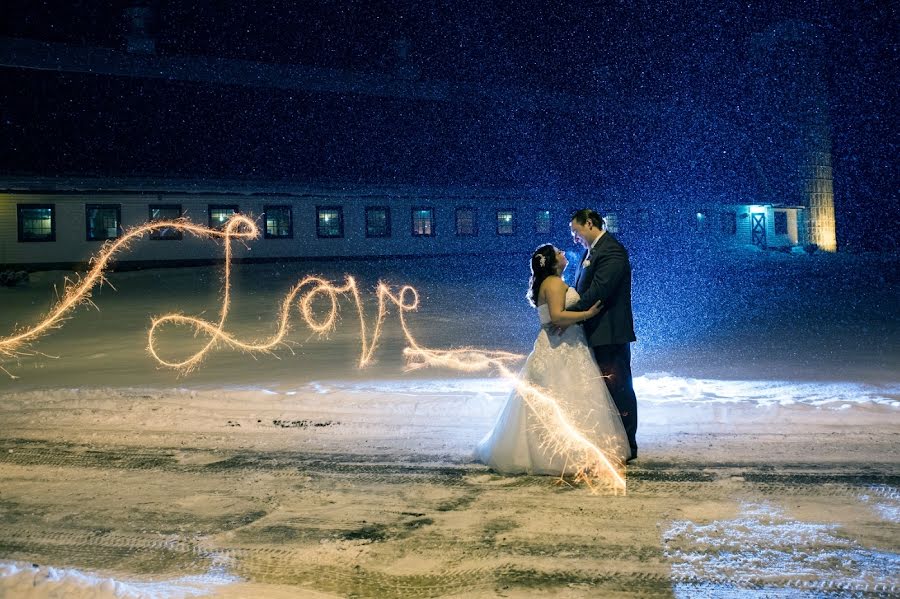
left=0, top=215, right=626, bottom=492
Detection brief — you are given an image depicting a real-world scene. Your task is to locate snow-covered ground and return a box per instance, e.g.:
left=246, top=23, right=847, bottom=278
left=0, top=250, right=897, bottom=597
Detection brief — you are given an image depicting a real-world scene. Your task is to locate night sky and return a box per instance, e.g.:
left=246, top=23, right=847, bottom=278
left=1, top=1, right=896, bottom=249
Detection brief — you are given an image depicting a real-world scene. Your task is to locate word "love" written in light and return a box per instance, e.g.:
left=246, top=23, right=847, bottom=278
left=0, top=215, right=625, bottom=493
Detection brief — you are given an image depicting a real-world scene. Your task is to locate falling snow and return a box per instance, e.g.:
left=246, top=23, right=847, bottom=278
left=1, top=2, right=897, bottom=596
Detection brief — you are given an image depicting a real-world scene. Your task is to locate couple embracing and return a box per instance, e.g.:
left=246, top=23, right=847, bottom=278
left=475, top=209, right=639, bottom=475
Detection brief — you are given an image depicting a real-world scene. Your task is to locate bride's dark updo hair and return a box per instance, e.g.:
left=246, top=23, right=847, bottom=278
left=527, top=244, right=558, bottom=307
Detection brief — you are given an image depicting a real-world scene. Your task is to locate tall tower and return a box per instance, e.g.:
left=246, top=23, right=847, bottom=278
left=749, top=21, right=837, bottom=251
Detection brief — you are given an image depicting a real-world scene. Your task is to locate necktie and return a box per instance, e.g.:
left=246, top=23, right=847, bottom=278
left=576, top=249, right=589, bottom=288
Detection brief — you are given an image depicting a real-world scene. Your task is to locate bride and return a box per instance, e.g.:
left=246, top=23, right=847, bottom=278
left=475, top=244, right=631, bottom=475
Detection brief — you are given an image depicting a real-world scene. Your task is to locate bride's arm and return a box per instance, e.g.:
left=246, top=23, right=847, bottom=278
left=542, top=277, right=602, bottom=326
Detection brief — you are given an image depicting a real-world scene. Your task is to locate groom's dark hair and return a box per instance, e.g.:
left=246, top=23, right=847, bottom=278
left=571, top=209, right=604, bottom=229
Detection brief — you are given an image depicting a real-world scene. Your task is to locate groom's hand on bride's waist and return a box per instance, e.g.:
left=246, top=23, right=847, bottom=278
left=551, top=324, right=570, bottom=336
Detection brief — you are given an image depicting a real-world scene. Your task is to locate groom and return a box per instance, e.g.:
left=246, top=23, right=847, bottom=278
left=567, top=209, right=639, bottom=462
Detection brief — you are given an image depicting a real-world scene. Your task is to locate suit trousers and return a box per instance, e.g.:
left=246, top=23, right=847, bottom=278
left=591, top=343, right=638, bottom=455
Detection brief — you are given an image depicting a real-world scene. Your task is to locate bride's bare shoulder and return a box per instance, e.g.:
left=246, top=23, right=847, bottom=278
left=539, top=275, right=566, bottom=292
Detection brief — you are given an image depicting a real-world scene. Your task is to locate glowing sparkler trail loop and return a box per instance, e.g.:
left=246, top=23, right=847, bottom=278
left=0, top=216, right=255, bottom=366
left=0, top=214, right=626, bottom=493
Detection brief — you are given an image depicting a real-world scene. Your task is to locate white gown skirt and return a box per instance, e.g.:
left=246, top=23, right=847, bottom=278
left=475, top=324, right=630, bottom=475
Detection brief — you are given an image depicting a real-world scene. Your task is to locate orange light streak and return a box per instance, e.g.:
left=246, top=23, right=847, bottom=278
left=0, top=216, right=254, bottom=373
left=0, top=215, right=626, bottom=492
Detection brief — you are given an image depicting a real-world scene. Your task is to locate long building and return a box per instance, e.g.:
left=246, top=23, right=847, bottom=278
left=0, top=16, right=837, bottom=268
left=0, top=176, right=810, bottom=270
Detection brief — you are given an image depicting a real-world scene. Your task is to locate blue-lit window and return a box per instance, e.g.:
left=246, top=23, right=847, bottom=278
left=635, top=208, right=651, bottom=229
left=412, top=208, right=434, bottom=237
left=264, top=205, right=293, bottom=239
left=149, top=204, right=183, bottom=240
left=209, top=204, right=239, bottom=230
left=17, top=204, right=56, bottom=242
left=366, top=206, right=391, bottom=238
left=695, top=210, right=710, bottom=232
left=86, top=204, right=122, bottom=241
left=535, top=210, right=551, bottom=234
left=604, top=213, right=619, bottom=233
left=720, top=211, right=737, bottom=235
left=456, top=207, right=476, bottom=236
left=317, top=206, right=344, bottom=238
left=775, top=211, right=788, bottom=235
left=497, top=210, right=515, bottom=235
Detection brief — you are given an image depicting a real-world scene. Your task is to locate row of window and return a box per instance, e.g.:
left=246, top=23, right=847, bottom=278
left=17, top=203, right=758, bottom=244
left=16, top=203, right=555, bottom=243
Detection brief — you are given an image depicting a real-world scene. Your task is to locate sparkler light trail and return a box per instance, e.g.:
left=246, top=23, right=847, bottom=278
left=0, top=216, right=254, bottom=375
left=0, top=215, right=626, bottom=492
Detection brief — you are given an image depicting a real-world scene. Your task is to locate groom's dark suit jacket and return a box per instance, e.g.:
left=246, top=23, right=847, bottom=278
left=569, top=232, right=636, bottom=347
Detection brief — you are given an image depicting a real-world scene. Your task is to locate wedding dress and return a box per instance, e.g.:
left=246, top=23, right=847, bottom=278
left=475, top=286, right=630, bottom=474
